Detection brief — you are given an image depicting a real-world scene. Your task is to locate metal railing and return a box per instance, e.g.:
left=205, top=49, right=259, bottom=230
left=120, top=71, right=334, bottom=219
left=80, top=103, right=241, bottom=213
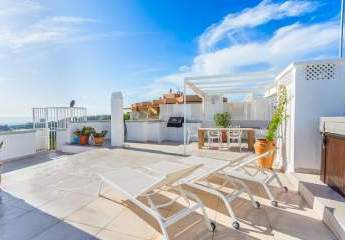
left=32, top=107, right=87, bottom=150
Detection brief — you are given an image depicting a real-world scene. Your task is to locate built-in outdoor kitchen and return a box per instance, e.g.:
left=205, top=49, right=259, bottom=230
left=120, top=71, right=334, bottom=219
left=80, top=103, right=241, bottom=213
left=126, top=91, right=203, bottom=142
left=125, top=90, right=272, bottom=143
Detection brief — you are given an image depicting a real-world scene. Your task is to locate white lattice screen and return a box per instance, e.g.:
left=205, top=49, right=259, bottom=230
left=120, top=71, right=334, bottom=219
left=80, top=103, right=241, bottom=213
left=305, top=63, right=336, bottom=81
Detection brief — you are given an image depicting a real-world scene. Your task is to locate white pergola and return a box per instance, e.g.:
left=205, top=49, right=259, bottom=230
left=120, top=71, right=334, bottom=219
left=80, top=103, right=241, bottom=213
left=182, top=70, right=277, bottom=155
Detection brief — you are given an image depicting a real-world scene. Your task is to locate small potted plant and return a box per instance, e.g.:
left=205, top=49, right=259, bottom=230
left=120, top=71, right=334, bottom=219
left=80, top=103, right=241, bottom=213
left=80, top=127, right=95, bottom=145
left=72, top=129, right=81, bottom=144
left=93, top=130, right=108, bottom=145
left=214, top=112, right=231, bottom=142
left=254, top=87, right=288, bottom=168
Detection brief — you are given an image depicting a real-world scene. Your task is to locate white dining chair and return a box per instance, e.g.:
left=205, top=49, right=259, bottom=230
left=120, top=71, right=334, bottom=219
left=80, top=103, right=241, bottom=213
left=227, top=125, right=242, bottom=152
left=186, top=126, right=199, bottom=144
left=207, top=129, right=221, bottom=148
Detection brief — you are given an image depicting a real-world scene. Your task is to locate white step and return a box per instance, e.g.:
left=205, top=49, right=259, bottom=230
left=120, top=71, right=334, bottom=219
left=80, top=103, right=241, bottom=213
left=287, top=172, right=345, bottom=240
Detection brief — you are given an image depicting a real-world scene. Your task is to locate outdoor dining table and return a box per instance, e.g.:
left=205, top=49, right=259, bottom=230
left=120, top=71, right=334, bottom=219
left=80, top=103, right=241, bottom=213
left=198, top=127, right=256, bottom=151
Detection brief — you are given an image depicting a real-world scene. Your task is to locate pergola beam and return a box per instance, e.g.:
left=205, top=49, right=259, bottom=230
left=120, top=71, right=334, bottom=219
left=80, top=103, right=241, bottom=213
left=204, top=88, right=261, bottom=94
left=190, top=78, right=273, bottom=86
left=185, top=71, right=276, bottom=81
left=185, top=81, right=206, bottom=97
left=198, top=82, right=271, bottom=90
left=182, top=71, right=276, bottom=155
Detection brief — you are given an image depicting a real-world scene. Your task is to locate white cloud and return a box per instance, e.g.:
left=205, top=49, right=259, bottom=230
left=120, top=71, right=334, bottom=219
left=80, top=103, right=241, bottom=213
left=0, top=1, right=110, bottom=50
left=153, top=20, right=338, bottom=91
left=131, top=1, right=338, bottom=102
left=193, top=21, right=338, bottom=75
left=0, top=0, right=43, bottom=17
left=198, top=0, right=316, bottom=52
left=0, top=15, right=100, bottom=49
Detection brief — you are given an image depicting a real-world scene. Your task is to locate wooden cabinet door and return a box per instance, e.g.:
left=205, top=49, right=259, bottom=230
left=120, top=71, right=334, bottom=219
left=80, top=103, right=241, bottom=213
left=325, top=134, right=345, bottom=197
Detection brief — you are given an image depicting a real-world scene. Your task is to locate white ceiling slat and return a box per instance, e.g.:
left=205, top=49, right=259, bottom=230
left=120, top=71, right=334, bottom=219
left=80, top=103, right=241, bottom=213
left=193, top=79, right=272, bottom=86
left=185, top=81, right=206, bottom=97
left=199, top=82, right=271, bottom=90
left=184, top=71, right=276, bottom=96
left=185, top=71, right=276, bottom=82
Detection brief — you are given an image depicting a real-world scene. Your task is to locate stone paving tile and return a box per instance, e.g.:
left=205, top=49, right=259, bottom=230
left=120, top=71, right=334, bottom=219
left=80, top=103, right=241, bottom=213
left=0, top=203, right=29, bottom=225
left=1, top=194, right=37, bottom=211
left=104, top=208, right=158, bottom=240
left=0, top=211, right=60, bottom=240
left=66, top=197, right=125, bottom=228
left=265, top=204, right=336, bottom=240
left=16, top=188, right=67, bottom=208
left=0, top=148, right=338, bottom=240
left=96, top=229, right=142, bottom=240
left=31, top=220, right=99, bottom=240
left=39, top=192, right=96, bottom=218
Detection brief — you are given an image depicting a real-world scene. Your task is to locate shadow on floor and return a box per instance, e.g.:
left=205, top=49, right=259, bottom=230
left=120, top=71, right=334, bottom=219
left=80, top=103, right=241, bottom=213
left=123, top=143, right=188, bottom=157
left=0, top=190, right=98, bottom=240
left=2, top=152, right=71, bottom=174
left=100, top=189, right=264, bottom=240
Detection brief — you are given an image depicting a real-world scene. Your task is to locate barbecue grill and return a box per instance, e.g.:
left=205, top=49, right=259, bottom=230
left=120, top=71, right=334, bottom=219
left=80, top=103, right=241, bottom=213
left=167, top=117, right=184, bottom=128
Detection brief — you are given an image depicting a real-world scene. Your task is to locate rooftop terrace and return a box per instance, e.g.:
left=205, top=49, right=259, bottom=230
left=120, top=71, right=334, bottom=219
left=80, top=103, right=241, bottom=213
left=0, top=142, right=336, bottom=240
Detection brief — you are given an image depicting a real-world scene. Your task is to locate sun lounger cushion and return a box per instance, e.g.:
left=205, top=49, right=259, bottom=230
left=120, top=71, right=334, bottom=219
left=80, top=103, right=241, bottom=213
left=100, top=167, right=164, bottom=199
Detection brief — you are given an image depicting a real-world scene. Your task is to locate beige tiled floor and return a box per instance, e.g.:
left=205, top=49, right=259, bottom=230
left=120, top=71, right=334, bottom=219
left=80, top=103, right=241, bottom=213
left=0, top=143, right=336, bottom=240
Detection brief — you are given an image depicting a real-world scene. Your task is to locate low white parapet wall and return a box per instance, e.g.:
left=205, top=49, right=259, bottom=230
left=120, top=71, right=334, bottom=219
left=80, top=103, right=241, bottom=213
left=55, top=120, right=111, bottom=151
left=0, top=129, right=48, bottom=161
left=67, top=121, right=111, bottom=140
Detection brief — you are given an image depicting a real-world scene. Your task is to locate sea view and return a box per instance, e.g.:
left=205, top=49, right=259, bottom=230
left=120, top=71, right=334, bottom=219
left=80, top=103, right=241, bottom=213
left=0, top=117, right=33, bottom=131
left=0, top=117, right=32, bottom=126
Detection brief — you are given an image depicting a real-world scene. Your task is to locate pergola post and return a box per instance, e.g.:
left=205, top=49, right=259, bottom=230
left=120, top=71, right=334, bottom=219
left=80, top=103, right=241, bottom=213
left=181, top=71, right=275, bottom=156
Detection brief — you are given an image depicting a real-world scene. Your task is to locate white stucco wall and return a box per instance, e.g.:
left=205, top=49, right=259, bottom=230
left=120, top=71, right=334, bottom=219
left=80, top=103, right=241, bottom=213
left=67, top=121, right=111, bottom=140
left=56, top=129, right=69, bottom=151
left=278, top=59, right=345, bottom=173
left=159, top=104, right=203, bottom=122
left=294, top=62, right=345, bottom=172
left=54, top=120, right=111, bottom=150
left=0, top=130, right=37, bottom=161
left=125, top=121, right=201, bottom=143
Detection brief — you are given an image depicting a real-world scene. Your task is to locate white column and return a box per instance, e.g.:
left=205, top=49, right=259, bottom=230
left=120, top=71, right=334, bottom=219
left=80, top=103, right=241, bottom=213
left=111, top=92, right=124, bottom=147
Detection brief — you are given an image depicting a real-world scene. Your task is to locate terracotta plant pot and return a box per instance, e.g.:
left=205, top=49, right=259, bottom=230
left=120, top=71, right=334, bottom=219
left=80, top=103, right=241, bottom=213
left=79, top=135, right=89, bottom=145
left=94, top=137, right=105, bottom=145
left=254, top=139, right=276, bottom=169
left=221, top=130, right=228, bottom=143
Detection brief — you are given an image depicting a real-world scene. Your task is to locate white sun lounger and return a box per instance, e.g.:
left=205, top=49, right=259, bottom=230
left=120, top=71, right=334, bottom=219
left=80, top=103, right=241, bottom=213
left=220, top=151, right=288, bottom=207
left=98, top=162, right=216, bottom=240
left=176, top=155, right=261, bottom=230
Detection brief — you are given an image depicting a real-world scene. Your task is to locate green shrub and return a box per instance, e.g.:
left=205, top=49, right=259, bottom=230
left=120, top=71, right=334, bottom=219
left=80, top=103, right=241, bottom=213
left=73, top=129, right=81, bottom=136
left=81, top=126, right=95, bottom=136
left=123, top=112, right=130, bottom=121
left=266, top=87, right=288, bottom=141
left=214, top=112, right=231, bottom=128
left=94, top=130, right=108, bottom=138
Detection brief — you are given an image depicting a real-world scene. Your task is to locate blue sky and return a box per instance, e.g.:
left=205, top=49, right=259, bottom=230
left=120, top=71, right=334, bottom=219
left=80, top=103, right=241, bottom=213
left=0, top=0, right=341, bottom=118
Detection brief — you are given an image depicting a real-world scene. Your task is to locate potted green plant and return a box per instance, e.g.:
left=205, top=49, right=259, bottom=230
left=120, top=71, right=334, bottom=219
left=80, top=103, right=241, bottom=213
left=72, top=129, right=81, bottom=144
left=93, top=130, right=108, bottom=145
left=214, top=112, right=231, bottom=142
left=80, top=127, right=95, bottom=145
left=254, top=87, right=288, bottom=168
